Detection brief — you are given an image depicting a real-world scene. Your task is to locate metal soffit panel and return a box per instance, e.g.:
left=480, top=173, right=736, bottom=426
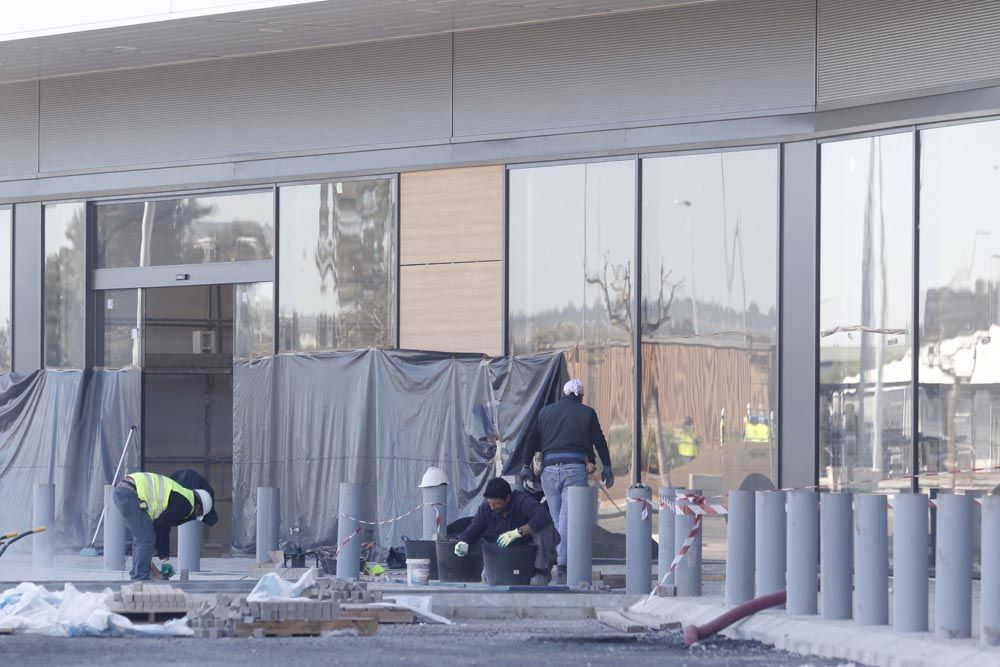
left=0, top=0, right=716, bottom=84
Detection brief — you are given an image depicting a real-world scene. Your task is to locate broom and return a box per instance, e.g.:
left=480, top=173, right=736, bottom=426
left=80, top=426, right=136, bottom=557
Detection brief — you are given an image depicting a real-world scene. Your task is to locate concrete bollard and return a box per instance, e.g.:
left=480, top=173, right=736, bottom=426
left=726, top=489, right=755, bottom=605
left=981, top=496, right=1000, bottom=646
left=626, top=484, right=653, bottom=595
left=256, top=487, right=280, bottom=563
left=422, top=484, right=448, bottom=540
left=936, top=493, right=973, bottom=639
left=854, top=494, right=888, bottom=625
left=821, top=492, right=852, bottom=620
left=178, top=520, right=201, bottom=573
left=786, top=490, right=819, bottom=615
left=336, top=483, right=363, bottom=580
left=32, top=483, right=55, bottom=568
left=893, top=493, right=928, bottom=632
left=674, top=489, right=703, bottom=597
left=658, top=486, right=679, bottom=587
left=755, top=491, right=786, bottom=598
left=567, top=485, right=597, bottom=588
left=103, top=484, right=126, bottom=571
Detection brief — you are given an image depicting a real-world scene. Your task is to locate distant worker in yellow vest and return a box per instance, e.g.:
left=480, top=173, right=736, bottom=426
left=112, top=470, right=216, bottom=580
left=673, top=416, right=701, bottom=464
left=746, top=406, right=771, bottom=443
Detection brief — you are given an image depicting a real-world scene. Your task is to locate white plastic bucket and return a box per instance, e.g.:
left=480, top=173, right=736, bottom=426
left=406, top=558, right=431, bottom=585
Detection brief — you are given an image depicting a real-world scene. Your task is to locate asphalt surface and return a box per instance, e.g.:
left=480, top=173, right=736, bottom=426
left=1, top=619, right=857, bottom=666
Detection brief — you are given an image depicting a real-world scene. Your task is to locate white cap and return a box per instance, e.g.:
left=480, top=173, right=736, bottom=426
left=563, top=379, right=584, bottom=397
left=419, top=466, right=449, bottom=488
left=195, top=489, right=213, bottom=520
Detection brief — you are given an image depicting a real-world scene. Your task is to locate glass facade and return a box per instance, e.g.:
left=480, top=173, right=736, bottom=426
left=235, top=282, right=274, bottom=360
left=44, top=202, right=87, bottom=369
left=819, top=133, right=914, bottom=491
left=98, top=289, right=142, bottom=369
left=0, top=208, right=10, bottom=373
left=278, top=178, right=397, bottom=351
left=94, top=190, right=274, bottom=269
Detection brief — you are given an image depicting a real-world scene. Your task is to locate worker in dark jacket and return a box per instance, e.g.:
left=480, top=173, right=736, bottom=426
left=112, top=469, right=216, bottom=580
left=522, top=378, right=613, bottom=584
left=453, top=478, right=559, bottom=585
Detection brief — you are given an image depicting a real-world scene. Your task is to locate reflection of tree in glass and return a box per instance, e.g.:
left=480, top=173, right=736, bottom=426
left=45, top=206, right=87, bottom=368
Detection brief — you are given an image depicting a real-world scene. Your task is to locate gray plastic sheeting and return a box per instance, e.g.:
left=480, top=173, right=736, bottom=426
left=232, top=350, right=564, bottom=551
left=0, top=369, right=140, bottom=549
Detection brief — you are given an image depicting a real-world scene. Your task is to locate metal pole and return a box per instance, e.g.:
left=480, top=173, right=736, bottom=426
left=256, top=486, right=279, bottom=563
left=626, top=484, right=653, bottom=595
left=726, top=489, right=755, bottom=605
left=178, top=520, right=201, bottom=572
left=786, top=490, right=818, bottom=615
left=821, top=492, right=852, bottom=620
left=674, top=489, right=703, bottom=597
left=103, top=484, right=126, bottom=571
left=337, top=482, right=363, bottom=580
left=935, top=493, right=972, bottom=639
left=982, top=495, right=1000, bottom=646
left=658, top=486, right=679, bottom=587
left=893, top=492, right=928, bottom=632
left=854, top=494, right=888, bottom=625
left=567, top=485, right=597, bottom=588
left=755, top=490, right=786, bottom=598
left=422, top=484, right=448, bottom=540
left=32, top=483, right=55, bottom=568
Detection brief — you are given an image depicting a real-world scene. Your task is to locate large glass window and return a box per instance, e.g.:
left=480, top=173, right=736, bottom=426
left=920, top=119, right=1000, bottom=492
left=94, top=190, right=274, bottom=269
left=0, top=208, right=11, bottom=372
left=97, top=289, right=142, bottom=369
left=819, top=133, right=914, bottom=492
left=278, top=178, right=397, bottom=351
left=640, top=149, right=779, bottom=558
left=235, top=282, right=274, bottom=360
left=508, top=159, right=636, bottom=552
left=44, top=202, right=87, bottom=369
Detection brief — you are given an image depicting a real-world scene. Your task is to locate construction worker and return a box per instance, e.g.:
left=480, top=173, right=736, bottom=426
left=521, top=378, right=613, bottom=585
left=673, top=416, right=700, bottom=464
left=112, top=469, right=216, bottom=580
left=453, top=477, right=559, bottom=586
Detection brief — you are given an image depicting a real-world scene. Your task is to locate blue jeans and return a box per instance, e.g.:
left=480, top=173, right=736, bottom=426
left=540, top=463, right=588, bottom=567
left=113, top=486, right=155, bottom=580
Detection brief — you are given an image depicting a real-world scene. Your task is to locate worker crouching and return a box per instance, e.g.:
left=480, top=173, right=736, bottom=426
left=452, top=478, right=559, bottom=586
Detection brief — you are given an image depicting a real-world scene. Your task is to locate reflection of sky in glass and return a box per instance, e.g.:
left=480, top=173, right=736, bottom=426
left=0, top=209, right=11, bottom=371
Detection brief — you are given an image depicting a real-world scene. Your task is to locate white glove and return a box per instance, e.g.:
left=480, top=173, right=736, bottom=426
left=454, top=541, right=469, bottom=557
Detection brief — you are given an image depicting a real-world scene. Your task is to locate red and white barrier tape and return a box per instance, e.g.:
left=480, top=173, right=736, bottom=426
left=650, top=499, right=705, bottom=599
left=334, top=502, right=445, bottom=556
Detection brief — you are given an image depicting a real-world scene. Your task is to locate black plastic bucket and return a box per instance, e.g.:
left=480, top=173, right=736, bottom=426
left=482, top=542, right=536, bottom=586
left=403, top=538, right=439, bottom=580
left=434, top=539, right=483, bottom=583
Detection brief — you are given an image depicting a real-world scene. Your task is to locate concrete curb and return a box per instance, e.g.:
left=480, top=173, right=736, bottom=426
left=629, top=596, right=1000, bottom=667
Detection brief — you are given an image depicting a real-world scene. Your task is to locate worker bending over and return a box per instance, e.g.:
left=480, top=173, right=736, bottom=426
left=112, top=469, right=217, bottom=580
left=453, top=478, right=559, bottom=586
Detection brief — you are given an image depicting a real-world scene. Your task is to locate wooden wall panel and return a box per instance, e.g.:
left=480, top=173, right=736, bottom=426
left=400, top=165, right=503, bottom=265
left=400, top=262, right=502, bottom=355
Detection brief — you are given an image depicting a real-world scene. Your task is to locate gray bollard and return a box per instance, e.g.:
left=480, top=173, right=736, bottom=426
left=567, top=485, right=597, bottom=588
left=755, top=491, right=786, bottom=598
left=32, top=483, right=55, bottom=568
left=821, top=492, right=852, bottom=620
left=658, top=486, right=679, bottom=587
left=336, top=483, right=363, bottom=580
left=178, top=520, right=201, bottom=573
left=726, top=489, right=755, bottom=605
left=982, top=496, right=1000, bottom=646
left=787, top=490, right=819, bottom=615
left=103, top=484, right=126, bottom=571
left=893, top=493, right=928, bottom=632
left=422, top=484, right=448, bottom=540
left=855, top=494, right=888, bottom=625
left=936, top=493, right=973, bottom=639
left=256, top=487, right=280, bottom=563
left=626, top=484, right=653, bottom=595
left=674, top=489, right=703, bottom=597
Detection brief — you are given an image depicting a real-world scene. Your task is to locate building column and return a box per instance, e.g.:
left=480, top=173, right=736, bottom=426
left=12, top=202, right=42, bottom=373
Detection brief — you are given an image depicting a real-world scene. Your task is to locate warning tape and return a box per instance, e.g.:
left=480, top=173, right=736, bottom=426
left=649, top=494, right=706, bottom=599
left=334, top=502, right=445, bottom=556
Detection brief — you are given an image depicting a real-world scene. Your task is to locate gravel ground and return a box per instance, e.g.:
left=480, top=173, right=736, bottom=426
left=0, top=619, right=858, bottom=667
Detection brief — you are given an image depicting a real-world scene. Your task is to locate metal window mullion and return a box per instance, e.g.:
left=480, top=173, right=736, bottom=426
left=633, top=158, right=643, bottom=485
left=912, top=129, right=922, bottom=493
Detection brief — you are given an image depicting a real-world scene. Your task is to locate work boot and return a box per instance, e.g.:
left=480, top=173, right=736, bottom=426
left=530, top=568, right=551, bottom=586
left=555, top=565, right=567, bottom=585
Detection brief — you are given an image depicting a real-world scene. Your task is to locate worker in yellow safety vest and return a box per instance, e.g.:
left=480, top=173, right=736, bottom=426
left=112, top=470, right=216, bottom=580
left=673, top=416, right=700, bottom=464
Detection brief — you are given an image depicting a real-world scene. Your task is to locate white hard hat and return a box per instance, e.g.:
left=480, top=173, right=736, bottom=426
left=419, top=466, right=449, bottom=488
left=563, top=379, right=584, bottom=397
left=195, top=489, right=213, bottom=520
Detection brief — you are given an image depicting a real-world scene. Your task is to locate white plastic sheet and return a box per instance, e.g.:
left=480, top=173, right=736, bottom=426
left=246, top=568, right=317, bottom=602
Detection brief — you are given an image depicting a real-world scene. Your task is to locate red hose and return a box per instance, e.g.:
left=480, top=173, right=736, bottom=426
left=682, top=589, right=787, bottom=646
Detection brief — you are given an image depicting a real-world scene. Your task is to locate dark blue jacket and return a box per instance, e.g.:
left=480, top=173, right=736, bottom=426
left=454, top=490, right=553, bottom=546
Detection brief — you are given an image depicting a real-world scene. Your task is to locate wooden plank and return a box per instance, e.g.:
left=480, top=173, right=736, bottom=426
left=0, top=627, right=14, bottom=635
left=596, top=610, right=647, bottom=633
left=234, top=619, right=378, bottom=638
left=338, top=607, right=415, bottom=624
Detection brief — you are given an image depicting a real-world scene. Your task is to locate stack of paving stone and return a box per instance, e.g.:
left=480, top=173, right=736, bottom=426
left=188, top=595, right=244, bottom=638
left=108, top=583, right=191, bottom=615
left=305, top=577, right=384, bottom=603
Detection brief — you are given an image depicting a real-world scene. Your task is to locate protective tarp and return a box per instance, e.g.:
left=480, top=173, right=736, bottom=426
left=232, top=350, right=564, bottom=550
left=0, top=369, right=140, bottom=549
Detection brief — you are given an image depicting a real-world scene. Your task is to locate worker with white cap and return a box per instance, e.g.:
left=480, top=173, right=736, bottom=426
left=112, top=469, right=215, bottom=580
left=522, top=378, right=613, bottom=584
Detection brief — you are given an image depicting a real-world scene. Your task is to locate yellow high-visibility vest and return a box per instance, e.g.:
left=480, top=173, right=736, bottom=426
left=127, top=472, right=195, bottom=521
left=675, top=430, right=698, bottom=458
